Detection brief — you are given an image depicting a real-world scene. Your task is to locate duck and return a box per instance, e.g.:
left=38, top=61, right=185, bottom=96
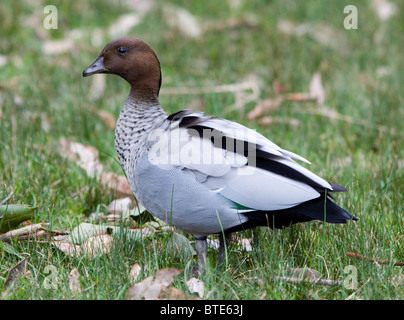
left=83, top=37, right=357, bottom=272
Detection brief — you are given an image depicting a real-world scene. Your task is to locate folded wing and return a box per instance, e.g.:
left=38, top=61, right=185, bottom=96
left=151, top=110, right=345, bottom=212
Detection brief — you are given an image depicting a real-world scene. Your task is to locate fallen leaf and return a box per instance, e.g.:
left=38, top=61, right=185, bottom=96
left=203, top=15, right=258, bottom=33
left=0, top=204, right=38, bottom=233
left=53, top=234, right=114, bottom=258
left=52, top=241, right=82, bottom=257
left=121, top=202, right=155, bottom=224
left=158, top=285, right=195, bottom=300
left=129, top=263, right=142, bottom=282
left=40, top=113, right=51, bottom=132
left=123, top=202, right=146, bottom=217
left=309, top=72, right=325, bottom=106
left=247, top=98, right=282, bottom=120
left=4, top=258, right=27, bottom=293
left=126, top=268, right=183, bottom=300
left=108, top=13, right=141, bottom=38
left=207, top=238, right=220, bottom=250
left=42, top=38, right=74, bottom=55
left=68, top=268, right=82, bottom=295
left=277, top=20, right=347, bottom=50
left=107, top=225, right=154, bottom=241
left=167, top=232, right=196, bottom=259
left=88, top=75, right=106, bottom=101
left=92, top=109, right=116, bottom=128
left=283, top=92, right=312, bottom=102
left=88, top=211, right=106, bottom=223
left=104, top=213, right=121, bottom=222
left=66, top=222, right=108, bottom=244
left=82, top=234, right=114, bottom=257
left=273, top=78, right=287, bottom=94
left=59, top=138, right=103, bottom=178
left=123, top=0, right=155, bottom=15
left=106, top=197, right=133, bottom=215
left=186, top=277, right=205, bottom=298
left=392, top=275, right=404, bottom=288
left=258, top=116, right=300, bottom=127
left=163, top=5, right=201, bottom=38
left=238, top=238, right=253, bottom=252
left=0, top=54, right=8, bottom=67
left=0, top=222, right=48, bottom=242
left=289, top=267, right=322, bottom=281
left=372, top=0, right=397, bottom=20
left=100, top=172, right=132, bottom=196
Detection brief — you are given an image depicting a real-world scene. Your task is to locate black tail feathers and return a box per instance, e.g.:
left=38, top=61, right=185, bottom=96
left=230, top=194, right=357, bottom=232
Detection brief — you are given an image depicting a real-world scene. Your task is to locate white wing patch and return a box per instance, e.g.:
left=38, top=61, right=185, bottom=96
left=219, top=166, right=320, bottom=210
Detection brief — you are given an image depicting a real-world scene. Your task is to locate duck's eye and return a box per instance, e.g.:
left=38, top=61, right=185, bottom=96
left=117, top=47, right=127, bottom=54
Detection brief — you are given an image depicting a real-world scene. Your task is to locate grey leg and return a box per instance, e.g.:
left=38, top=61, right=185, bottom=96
left=217, top=232, right=232, bottom=268
left=194, top=237, right=207, bottom=275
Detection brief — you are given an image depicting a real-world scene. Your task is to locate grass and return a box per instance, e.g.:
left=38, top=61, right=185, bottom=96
left=0, top=0, right=403, bottom=300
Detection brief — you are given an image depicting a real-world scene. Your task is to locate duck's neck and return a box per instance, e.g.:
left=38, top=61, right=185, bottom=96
left=115, top=92, right=167, bottom=172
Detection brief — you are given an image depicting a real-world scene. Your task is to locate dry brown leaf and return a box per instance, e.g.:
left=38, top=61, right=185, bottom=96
left=309, top=72, right=325, bottom=106
left=82, top=234, right=114, bottom=257
left=392, top=275, right=404, bottom=288
left=158, top=286, right=196, bottom=300
left=277, top=20, right=346, bottom=50
left=94, top=109, right=116, bottom=129
left=203, top=15, right=258, bottom=33
left=258, top=116, right=300, bottom=127
left=283, top=92, right=312, bottom=102
left=106, top=197, right=133, bottom=215
left=238, top=238, right=253, bottom=252
left=289, top=267, right=321, bottom=281
left=4, top=258, right=27, bottom=291
left=126, top=268, right=183, bottom=300
left=163, top=5, right=201, bottom=38
left=0, top=223, right=49, bottom=242
left=186, top=277, right=205, bottom=298
left=59, top=138, right=103, bottom=178
left=52, top=241, right=82, bottom=257
left=105, top=213, right=121, bottom=222
left=273, top=78, right=287, bottom=94
left=129, top=263, right=142, bottom=282
left=100, top=172, right=132, bottom=196
left=108, top=13, right=141, bottom=38
left=17, top=229, right=46, bottom=241
left=51, top=234, right=70, bottom=241
left=372, top=0, right=397, bottom=20
left=42, top=38, right=74, bottom=55
left=247, top=98, right=282, bottom=120
left=68, top=268, right=82, bottom=295
left=53, top=234, right=114, bottom=258
left=88, top=75, right=106, bottom=101
left=122, top=0, right=156, bottom=15
left=0, top=54, right=8, bottom=67
left=40, top=113, right=51, bottom=132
